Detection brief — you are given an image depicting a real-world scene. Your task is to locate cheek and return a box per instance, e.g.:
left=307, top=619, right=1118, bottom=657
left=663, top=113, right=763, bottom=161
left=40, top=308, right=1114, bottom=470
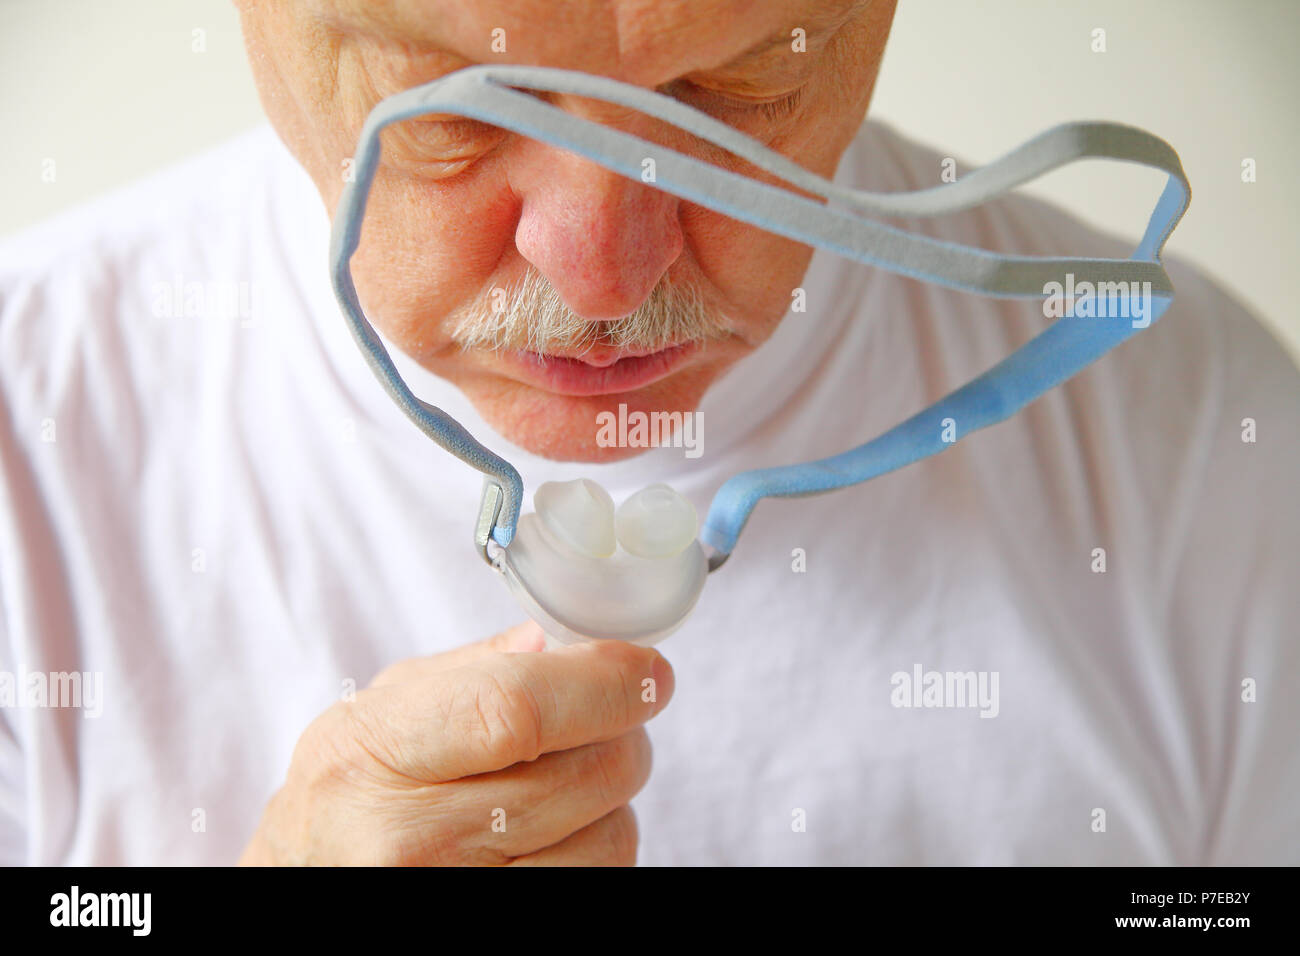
left=677, top=79, right=870, bottom=341
left=682, top=205, right=815, bottom=339
left=348, top=165, right=521, bottom=352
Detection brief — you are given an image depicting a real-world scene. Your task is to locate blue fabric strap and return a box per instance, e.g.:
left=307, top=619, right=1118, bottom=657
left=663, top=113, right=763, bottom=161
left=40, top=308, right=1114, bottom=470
left=330, top=65, right=1190, bottom=559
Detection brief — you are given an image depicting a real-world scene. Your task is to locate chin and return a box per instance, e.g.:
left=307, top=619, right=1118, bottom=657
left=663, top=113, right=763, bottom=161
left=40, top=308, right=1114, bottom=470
left=462, top=368, right=721, bottom=464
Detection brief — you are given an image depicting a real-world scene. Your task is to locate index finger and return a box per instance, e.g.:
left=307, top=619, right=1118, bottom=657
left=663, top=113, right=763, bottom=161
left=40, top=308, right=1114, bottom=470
left=351, top=638, right=675, bottom=782
left=368, top=620, right=546, bottom=689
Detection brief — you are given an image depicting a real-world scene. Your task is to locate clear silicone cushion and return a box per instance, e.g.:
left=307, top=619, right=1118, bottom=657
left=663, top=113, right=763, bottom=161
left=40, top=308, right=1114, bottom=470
left=495, top=480, right=708, bottom=646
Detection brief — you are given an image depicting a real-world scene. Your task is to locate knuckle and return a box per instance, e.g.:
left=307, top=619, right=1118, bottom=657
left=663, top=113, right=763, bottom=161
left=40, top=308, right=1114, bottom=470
left=369, top=821, right=459, bottom=867
left=367, top=660, right=407, bottom=688
left=292, top=702, right=361, bottom=782
left=467, top=662, right=549, bottom=764
left=277, top=698, right=472, bottom=866
left=601, top=806, right=639, bottom=866
left=297, top=697, right=406, bottom=790
left=587, top=730, right=651, bottom=808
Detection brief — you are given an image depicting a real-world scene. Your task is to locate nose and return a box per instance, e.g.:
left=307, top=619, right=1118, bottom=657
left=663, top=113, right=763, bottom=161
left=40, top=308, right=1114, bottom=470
left=512, top=105, right=685, bottom=321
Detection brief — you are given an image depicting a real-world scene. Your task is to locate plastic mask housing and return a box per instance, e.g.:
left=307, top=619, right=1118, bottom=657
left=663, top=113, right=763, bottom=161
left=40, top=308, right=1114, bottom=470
left=494, top=480, right=707, bottom=646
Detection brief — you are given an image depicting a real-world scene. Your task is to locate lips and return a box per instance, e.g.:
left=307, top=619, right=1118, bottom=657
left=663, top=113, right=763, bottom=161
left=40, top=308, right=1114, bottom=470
left=502, top=342, right=697, bottom=396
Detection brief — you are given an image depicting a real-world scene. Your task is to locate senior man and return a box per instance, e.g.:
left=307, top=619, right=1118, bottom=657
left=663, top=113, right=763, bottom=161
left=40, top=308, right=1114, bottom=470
left=1, top=0, right=1297, bottom=866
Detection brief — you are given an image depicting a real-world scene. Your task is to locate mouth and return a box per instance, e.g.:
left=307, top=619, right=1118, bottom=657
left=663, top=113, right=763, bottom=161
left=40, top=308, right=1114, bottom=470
left=500, top=342, right=699, bottom=396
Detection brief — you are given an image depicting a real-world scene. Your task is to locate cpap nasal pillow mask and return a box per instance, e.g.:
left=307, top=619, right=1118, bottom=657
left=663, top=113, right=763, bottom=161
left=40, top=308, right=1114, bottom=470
left=330, top=65, right=1190, bottom=647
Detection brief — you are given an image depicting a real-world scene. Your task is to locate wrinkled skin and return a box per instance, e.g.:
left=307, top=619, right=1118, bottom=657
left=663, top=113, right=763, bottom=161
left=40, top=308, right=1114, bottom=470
left=236, top=0, right=895, bottom=461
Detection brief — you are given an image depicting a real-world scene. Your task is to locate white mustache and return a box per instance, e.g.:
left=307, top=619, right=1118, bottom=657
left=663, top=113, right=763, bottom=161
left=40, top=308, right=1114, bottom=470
left=449, top=267, right=732, bottom=358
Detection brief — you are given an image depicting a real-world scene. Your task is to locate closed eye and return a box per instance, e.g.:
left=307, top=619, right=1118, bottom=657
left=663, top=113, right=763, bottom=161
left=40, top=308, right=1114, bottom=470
left=670, top=81, right=807, bottom=124
left=381, top=83, right=805, bottom=179
left=382, top=114, right=508, bottom=179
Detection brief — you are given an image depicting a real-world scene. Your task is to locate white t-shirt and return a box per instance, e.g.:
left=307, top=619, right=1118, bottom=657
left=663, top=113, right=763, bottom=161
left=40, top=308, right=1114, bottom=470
left=1, top=119, right=1297, bottom=866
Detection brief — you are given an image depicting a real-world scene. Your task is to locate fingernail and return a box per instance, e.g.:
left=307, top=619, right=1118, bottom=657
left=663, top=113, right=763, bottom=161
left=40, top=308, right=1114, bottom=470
left=650, top=653, right=674, bottom=712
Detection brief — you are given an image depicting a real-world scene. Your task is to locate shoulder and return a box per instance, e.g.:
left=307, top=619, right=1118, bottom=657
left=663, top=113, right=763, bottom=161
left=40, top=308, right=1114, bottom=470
left=0, top=125, right=297, bottom=427
left=846, top=120, right=1299, bottom=628
left=0, top=124, right=287, bottom=286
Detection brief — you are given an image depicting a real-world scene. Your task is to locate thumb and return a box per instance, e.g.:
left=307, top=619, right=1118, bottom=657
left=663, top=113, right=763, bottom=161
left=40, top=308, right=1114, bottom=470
left=480, top=618, right=549, bottom=655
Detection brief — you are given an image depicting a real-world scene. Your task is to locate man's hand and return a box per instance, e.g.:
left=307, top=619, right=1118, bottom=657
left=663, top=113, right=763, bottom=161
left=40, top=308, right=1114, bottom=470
left=238, top=621, right=673, bottom=866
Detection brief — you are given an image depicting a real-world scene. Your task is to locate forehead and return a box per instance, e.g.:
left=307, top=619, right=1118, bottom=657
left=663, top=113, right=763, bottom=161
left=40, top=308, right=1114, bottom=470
left=315, top=0, right=865, bottom=84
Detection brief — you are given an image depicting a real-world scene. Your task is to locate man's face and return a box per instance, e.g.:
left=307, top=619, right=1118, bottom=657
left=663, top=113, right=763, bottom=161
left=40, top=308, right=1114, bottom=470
left=237, top=0, right=895, bottom=461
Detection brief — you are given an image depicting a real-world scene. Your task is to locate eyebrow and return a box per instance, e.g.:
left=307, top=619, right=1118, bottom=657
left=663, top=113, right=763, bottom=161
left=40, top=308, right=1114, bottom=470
left=724, top=0, right=868, bottom=63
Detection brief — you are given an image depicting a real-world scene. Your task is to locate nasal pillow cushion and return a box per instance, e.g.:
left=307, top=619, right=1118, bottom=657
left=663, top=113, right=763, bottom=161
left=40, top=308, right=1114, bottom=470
left=496, top=479, right=708, bottom=646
